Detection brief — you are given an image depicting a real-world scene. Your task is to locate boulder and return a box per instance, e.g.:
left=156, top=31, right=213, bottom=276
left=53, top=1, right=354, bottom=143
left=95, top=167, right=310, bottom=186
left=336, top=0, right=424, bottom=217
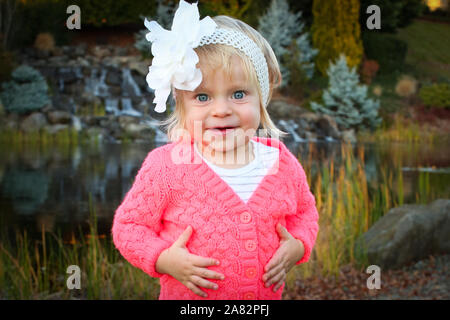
left=355, top=199, right=450, bottom=269
left=316, top=114, right=341, bottom=140
left=20, top=112, right=48, bottom=133
left=45, top=124, right=70, bottom=135
left=267, top=99, right=308, bottom=119
left=123, top=123, right=155, bottom=140
left=47, top=110, right=72, bottom=124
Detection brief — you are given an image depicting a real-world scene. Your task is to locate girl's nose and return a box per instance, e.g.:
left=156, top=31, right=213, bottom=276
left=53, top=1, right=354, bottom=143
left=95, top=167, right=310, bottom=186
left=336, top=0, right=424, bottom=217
left=211, top=97, right=232, bottom=117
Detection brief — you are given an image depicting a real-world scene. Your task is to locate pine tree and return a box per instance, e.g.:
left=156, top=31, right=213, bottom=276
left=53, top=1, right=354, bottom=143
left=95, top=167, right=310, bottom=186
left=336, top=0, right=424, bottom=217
left=311, top=0, right=363, bottom=77
left=310, top=54, right=382, bottom=131
left=258, top=0, right=318, bottom=87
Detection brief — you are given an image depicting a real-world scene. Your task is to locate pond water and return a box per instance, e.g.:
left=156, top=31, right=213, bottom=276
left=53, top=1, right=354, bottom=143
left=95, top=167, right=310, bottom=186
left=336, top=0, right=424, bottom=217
left=0, top=139, right=449, bottom=242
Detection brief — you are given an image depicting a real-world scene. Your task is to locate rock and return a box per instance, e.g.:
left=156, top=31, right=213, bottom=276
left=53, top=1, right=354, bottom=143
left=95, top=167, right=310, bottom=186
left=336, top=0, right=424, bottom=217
left=58, top=67, right=78, bottom=83
left=341, top=129, right=357, bottom=144
left=2, top=113, right=20, bottom=130
left=45, top=124, right=69, bottom=135
left=118, top=115, right=138, bottom=128
left=47, top=110, right=72, bottom=124
left=316, top=114, right=341, bottom=140
left=114, top=47, right=128, bottom=57
left=89, top=45, right=111, bottom=59
left=48, top=56, right=69, bottom=65
left=105, top=68, right=122, bottom=86
left=355, top=199, right=450, bottom=270
left=52, top=47, right=64, bottom=57
left=73, top=44, right=87, bottom=57
left=20, top=112, right=48, bottom=133
left=85, top=126, right=106, bottom=142
left=298, top=112, right=320, bottom=123
left=51, top=94, right=76, bottom=113
left=124, top=123, right=155, bottom=140
left=267, top=99, right=308, bottom=119
left=129, top=59, right=151, bottom=76
left=82, top=115, right=108, bottom=126
left=80, top=92, right=102, bottom=107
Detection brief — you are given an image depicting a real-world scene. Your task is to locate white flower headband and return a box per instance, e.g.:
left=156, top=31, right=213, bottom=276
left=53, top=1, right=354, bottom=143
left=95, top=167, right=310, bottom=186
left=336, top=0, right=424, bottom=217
left=144, top=0, right=270, bottom=113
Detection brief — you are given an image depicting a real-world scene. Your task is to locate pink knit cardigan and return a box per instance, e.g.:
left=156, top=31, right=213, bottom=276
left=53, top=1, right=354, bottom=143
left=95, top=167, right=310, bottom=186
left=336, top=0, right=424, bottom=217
left=112, top=136, right=319, bottom=300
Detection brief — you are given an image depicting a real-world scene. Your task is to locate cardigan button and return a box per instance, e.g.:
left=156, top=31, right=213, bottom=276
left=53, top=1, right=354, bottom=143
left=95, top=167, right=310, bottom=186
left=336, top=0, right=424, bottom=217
left=245, top=267, right=257, bottom=279
left=240, top=211, right=251, bottom=223
left=243, top=291, right=256, bottom=300
left=244, top=240, right=256, bottom=252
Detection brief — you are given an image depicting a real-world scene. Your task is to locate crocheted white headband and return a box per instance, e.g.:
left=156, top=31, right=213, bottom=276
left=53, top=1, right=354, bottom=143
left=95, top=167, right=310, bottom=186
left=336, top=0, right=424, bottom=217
left=144, top=0, right=270, bottom=113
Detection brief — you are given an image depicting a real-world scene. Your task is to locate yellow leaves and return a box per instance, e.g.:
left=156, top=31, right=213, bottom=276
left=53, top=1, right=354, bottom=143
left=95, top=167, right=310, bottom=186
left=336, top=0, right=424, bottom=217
left=312, top=0, right=363, bottom=77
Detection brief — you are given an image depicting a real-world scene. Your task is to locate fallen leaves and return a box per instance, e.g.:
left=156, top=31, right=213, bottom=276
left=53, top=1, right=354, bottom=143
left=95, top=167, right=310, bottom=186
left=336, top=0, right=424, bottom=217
left=282, top=254, right=450, bottom=300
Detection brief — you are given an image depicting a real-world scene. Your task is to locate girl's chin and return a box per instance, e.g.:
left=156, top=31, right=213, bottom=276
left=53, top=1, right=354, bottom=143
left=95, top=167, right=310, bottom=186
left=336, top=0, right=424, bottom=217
left=202, top=136, right=247, bottom=150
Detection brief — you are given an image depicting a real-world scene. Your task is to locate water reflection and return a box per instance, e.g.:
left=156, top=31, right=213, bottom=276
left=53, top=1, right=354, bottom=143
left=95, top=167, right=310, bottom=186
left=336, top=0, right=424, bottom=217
left=0, top=139, right=449, bottom=241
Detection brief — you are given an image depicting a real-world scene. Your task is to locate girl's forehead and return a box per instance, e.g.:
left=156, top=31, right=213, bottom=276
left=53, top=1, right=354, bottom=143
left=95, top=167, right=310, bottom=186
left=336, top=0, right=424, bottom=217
left=198, top=55, right=253, bottom=88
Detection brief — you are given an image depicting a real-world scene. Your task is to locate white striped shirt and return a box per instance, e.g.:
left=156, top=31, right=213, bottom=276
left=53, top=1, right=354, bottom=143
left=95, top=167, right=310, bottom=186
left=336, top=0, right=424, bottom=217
left=194, top=139, right=280, bottom=203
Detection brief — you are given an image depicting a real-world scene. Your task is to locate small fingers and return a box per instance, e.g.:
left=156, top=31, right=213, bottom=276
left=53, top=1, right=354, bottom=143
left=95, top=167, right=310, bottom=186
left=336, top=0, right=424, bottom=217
left=194, top=267, right=225, bottom=281
left=265, top=268, right=286, bottom=288
left=263, top=262, right=284, bottom=283
left=191, top=254, right=220, bottom=268
left=185, top=281, right=207, bottom=298
left=273, top=280, right=285, bottom=292
left=264, top=256, right=280, bottom=273
left=191, top=275, right=219, bottom=292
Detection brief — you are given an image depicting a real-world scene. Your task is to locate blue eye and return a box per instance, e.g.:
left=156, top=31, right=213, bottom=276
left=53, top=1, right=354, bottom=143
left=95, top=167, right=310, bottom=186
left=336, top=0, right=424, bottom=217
left=196, top=94, right=208, bottom=102
left=233, top=91, right=245, bottom=99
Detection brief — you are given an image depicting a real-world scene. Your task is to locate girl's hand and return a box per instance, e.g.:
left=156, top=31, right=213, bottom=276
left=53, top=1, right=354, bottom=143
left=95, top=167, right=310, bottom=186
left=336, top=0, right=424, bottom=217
left=262, top=223, right=305, bottom=292
left=155, top=225, right=225, bottom=298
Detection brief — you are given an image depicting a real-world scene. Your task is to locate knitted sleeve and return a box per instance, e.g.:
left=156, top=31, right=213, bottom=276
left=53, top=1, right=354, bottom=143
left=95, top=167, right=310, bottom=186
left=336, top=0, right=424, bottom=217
left=285, top=158, right=319, bottom=265
left=111, top=148, right=172, bottom=278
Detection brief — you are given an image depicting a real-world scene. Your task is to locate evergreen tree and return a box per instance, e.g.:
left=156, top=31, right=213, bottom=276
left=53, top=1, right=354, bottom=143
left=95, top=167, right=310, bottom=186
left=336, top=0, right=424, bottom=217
left=258, top=0, right=317, bottom=87
left=311, top=0, right=363, bottom=77
left=0, top=65, right=50, bottom=115
left=310, top=54, right=382, bottom=132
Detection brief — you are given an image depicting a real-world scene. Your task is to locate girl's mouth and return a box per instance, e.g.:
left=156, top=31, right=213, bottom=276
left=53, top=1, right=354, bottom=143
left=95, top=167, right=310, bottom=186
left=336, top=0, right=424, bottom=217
left=208, top=127, right=237, bottom=136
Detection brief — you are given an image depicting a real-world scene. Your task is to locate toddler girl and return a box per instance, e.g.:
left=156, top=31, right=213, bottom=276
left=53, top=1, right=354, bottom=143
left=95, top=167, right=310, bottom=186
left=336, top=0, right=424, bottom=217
left=112, top=0, right=319, bottom=300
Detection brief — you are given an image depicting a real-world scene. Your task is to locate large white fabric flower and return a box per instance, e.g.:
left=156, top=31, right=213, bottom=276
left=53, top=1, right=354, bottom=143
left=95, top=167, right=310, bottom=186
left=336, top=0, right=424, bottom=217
left=145, top=0, right=217, bottom=113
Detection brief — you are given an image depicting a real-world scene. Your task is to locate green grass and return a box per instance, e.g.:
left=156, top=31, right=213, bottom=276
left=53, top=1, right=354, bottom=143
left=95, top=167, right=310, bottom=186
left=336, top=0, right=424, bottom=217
left=395, top=19, right=450, bottom=81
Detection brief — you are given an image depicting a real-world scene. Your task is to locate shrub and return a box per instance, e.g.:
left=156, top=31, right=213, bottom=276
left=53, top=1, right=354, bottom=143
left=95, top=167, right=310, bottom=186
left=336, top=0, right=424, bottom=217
left=34, top=32, right=55, bottom=52
left=419, top=83, right=450, bottom=108
left=359, top=57, right=379, bottom=85
left=0, top=65, right=50, bottom=115
left=362, top=32, right=408, bottom=74
left=395, top=75, right=418, bottom=98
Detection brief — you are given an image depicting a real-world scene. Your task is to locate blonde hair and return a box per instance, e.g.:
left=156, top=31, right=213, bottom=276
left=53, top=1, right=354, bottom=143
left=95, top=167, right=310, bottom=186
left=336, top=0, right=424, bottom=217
left=159, top=15, right=288, bottom=142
